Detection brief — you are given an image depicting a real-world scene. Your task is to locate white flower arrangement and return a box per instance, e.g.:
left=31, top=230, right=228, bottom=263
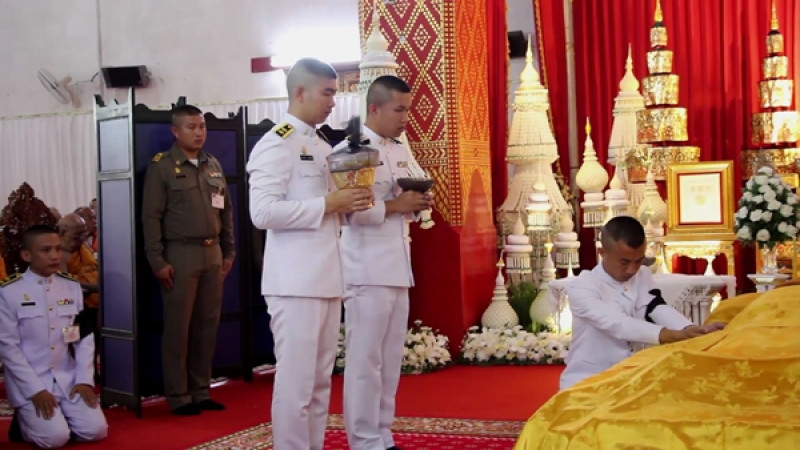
left=735, top=166, right=800, bottom=248
left=460, top=325, right=570, bottom=365
left=334, top=320, right=452, bottom=375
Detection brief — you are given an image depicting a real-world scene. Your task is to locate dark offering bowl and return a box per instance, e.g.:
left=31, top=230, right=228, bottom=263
left=397, top=177, right=434, bottom=193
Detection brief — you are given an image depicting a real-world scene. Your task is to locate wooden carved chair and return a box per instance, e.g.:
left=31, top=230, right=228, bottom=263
left=0, top=182, right=58, bottom=274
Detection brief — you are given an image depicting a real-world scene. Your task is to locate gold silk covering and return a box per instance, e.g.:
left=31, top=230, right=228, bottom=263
left=767, top=32, right=784, bottom=55
left=647, top=49, right=673, bottom=74
left=759, top=80, right=794, bottom=108
left=751, top=111, right=800, bottom=144
left=637, top=107, right=688, bottom=143
left=514, top=286, right=800, bottom=449
left=763, top=55, right=788, bottom=79
left=642, top=74, right=680, bottom=106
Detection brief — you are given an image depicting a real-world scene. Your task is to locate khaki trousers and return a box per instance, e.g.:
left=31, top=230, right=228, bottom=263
left=161, top=242, right=223, bottom=409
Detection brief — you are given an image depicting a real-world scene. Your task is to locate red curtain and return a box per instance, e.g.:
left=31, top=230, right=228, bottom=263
left=487, top=0, right=509, bottom=211
left=533, top=0, right=570, bottom=180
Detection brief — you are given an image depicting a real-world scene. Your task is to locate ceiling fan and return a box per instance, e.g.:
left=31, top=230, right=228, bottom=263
left=36, top=68, right=80, bottom=107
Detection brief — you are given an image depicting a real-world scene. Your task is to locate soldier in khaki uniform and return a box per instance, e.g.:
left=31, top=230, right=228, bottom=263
left=141, top=105, right=235, bottom=415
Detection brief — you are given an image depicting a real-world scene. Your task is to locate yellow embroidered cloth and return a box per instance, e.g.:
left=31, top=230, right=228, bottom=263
left=514, top=286, right=800, bottom=449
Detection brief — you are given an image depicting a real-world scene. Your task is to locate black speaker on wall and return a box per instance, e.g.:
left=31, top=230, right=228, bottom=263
left=508, top=30, right=527, bottom=59
left=102, top=65, right=151, bottom=88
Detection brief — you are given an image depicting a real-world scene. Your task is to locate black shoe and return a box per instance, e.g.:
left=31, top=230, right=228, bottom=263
left=194, top=399, right=226, bottom=411
left=9, top=410, right=23, bottom=442
left=172, top=403, right=202, bottom=416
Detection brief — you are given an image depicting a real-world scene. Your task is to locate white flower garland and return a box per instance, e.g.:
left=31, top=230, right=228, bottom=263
left=334, top=320, right=452, bottom=375
left=460, top=325, right=571, bottom=365
left=735, top=166, right=800, bottom=248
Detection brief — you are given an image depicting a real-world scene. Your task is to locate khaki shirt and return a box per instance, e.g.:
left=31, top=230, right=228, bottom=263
left=142, top=145, right=235, bottom=271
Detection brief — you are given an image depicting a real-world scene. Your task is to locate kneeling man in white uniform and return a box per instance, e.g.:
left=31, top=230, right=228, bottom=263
left=561, top=216, right=725, bottom=390
left=0, top=225, right=108, bottom=448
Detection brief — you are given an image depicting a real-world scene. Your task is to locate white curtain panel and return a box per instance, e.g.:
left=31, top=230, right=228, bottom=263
left=0, top=93, right=360, bottom=214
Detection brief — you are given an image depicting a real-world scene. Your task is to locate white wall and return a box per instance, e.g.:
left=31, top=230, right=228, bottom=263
left=0, top=0, right=360, bottom=117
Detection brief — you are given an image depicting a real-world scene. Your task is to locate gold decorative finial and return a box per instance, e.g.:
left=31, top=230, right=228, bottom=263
left=585, top=117, right=591, bottom=135
left=771, top=0, right=779, bottom=31
left=654, top=0, right=663, bottom=23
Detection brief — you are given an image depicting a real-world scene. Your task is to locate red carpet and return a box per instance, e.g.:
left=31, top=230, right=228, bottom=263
left=0, top=365, right=562, bottom=449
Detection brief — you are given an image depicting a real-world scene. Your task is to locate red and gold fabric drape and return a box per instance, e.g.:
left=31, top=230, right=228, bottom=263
left=488, top=0, right=509, bottom=210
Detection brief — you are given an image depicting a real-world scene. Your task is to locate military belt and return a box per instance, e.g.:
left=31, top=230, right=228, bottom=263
left=169, top=237, right=218, bottom=247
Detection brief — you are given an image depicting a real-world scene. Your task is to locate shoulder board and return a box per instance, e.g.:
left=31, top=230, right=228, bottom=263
left=151, top=152, right=164, bottom=162
left=274, top=123, right=295, bottom=139
left=56, top=272, right=79, bottom=283
left=0, top=273, right=22, bottom=287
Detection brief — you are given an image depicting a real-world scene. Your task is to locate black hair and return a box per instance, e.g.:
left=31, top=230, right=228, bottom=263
left=366, top=75, right=411, bottom=107
left=171, top=104, right=203, bottom=126
left=22, top=224, right=58, bottom=250
left=600, top=216, right=646, bottom=249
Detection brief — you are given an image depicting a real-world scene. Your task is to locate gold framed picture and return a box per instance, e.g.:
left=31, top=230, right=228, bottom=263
left=666, top=161, right=736, bottom=238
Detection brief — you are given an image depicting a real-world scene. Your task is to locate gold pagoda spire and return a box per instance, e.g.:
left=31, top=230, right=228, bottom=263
left=650, top=0, right=667, bottom=48
left=771, top=0, right=779, bottom=31
left=654, top=0, right=663, bottom=23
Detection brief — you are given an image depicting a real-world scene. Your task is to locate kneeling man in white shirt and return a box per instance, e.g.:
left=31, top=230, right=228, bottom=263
left=561, top=216, right=725, bottom=390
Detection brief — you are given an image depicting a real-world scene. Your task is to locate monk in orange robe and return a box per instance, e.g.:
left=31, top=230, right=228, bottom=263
left=57, top=213, right=99, bottom=307
left=0, top=253, right=7, bottom=279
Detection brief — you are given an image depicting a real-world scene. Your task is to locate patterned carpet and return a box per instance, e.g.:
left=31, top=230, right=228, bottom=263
left=190, top=414, right=524, bottom=450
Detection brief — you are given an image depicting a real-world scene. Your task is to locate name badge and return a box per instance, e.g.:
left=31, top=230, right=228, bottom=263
left=300, top=155, right=314, bottom=161
left=212, top=193, right=225, bottom=209
left=63, top=325, right=80, bottom=343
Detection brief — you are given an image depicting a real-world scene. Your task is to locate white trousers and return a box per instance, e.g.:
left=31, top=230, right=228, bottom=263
left=17, top=391, right=108, bottom=449
left=343, top=285, right=409, bottom=450
left=266, top=296, right=341, bottom=450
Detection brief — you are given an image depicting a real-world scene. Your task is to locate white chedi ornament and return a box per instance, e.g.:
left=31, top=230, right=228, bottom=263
left=525, top=181, right=552, bottom=231
left=530, top=243, right=557, bottom=325
left=505, top=216, right=534, bottom=284
left=577, top=118, right=609, bottom=228
left=576, top=118, right=609, bottom=195
left=553, top=210, right=580, bottom=269
left=636, top=168, right=668, bottom=227
left=481, top=258, right=520, bottom=328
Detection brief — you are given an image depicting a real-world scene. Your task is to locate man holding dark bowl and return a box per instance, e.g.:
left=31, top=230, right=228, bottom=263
left=335, top=75, right=433, bottom=450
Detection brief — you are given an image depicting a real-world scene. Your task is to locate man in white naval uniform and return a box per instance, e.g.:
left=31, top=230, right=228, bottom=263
left=337, top=76, right=433, bottom=450
left=561, top=216, right=726, bottom=390
left=0, top=225, right=107, bottom=448
left=246, top=57, right=374, bottom=450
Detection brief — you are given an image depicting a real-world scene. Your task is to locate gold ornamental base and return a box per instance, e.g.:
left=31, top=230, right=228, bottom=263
left=637, top=107, right=689, bottom=143
left=759, top=80, right=794, bottom=109
left=762, top=55, right=788, bottom=79
left=625, top=145, right=701, bottom=182
left=330, top=167, right=377, bottom=190
left=642, top=74, right=680, bottom=106
left=751, top=111, right=800, bottom=144
left=740, top=147, right=800, bottom=179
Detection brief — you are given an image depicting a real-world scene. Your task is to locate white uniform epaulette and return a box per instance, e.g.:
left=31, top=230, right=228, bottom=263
left=55, top=271, right=79, bottom=283
left=0, top=272, right=22, bottom=287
